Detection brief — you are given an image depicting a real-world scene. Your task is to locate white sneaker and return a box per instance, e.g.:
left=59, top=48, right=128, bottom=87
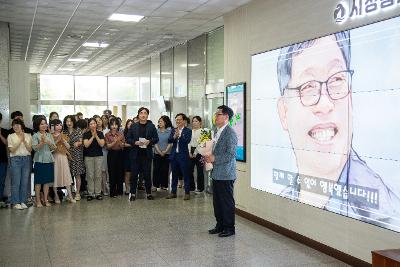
left=14, top=204, right=23, bottom=210
left=21, top=203, right=28, bottom=209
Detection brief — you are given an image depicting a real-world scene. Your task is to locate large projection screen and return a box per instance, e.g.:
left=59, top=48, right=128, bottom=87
left=251, top=16, right=400, bottom=232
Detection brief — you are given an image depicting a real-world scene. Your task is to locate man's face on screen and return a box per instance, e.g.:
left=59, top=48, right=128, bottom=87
left=278, top=36, right=352, bottom=179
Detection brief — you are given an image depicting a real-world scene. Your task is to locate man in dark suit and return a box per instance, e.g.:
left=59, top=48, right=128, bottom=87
left=126, top=107, right=159, bottom=201
left=166, top=113, right=192, bottom=200
left=206, top=105, right=238, bottom=237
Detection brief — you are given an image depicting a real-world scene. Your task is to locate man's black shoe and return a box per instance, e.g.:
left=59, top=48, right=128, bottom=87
left=147, top=195, right=154, bottom=200
left=129, top=193, right=136, bottom=201
left=87, top=196, right=94, bottom=201
left=218, top=230, right=235, bottom=237
left=208, top=228, right=223, bottom=235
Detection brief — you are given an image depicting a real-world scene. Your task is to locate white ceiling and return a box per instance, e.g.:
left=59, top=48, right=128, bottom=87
left=0, top=0, right=250, bottom=76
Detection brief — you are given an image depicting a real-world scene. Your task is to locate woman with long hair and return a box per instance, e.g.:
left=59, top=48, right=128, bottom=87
left=64, top=115, right=85, bottom=201
left=123, top=119, right=133, bottom=194
left=189, top=116, right=205, bottom=192
left=50, top=119, right=75, bottom=203
left=97, top=115, right=110, bottom=196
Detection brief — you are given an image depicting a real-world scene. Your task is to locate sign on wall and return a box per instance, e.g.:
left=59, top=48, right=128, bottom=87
left=334, top=0, right=399, bottom=24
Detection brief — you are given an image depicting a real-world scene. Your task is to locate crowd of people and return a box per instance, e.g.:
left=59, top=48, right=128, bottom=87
left=0, top=107, right=207, bottom=209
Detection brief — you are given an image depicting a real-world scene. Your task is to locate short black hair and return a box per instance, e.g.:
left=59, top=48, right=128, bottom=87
left=76, top=119, right=87, bottom=130
left=0, top=112, right=2, bottom=121
left=63, top=115, right=76, bottom=130
left=49, top=119, right=62, bottom=132
left=158, top=115, right=172, bottom=129
left=138, top=107, right=149, bottom=115
left=192, top=116, right=202, bottom=123
left=175, top=113, right=187, bottom=121
left=76, top=112, right=83, bottom=116
left=87, top=118, right=97, bottom=128
left=217, top=105, right=234, bottom=120
left=49, top=112, right=59, bottom=119
left=11, top=111, right=23, bottom=120
left=33, top=116, right=47, bottom=132
left=124, top=119, right=134, bottom=135
left=108, top=117, right=121, bottom=130
left=12, top=118, right=25, bottom=130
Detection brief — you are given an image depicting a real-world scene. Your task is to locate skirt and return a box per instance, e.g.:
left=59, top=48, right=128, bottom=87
left=53, top=153, right=72, bottom=187
left=34, top=162, right=54, bottom=185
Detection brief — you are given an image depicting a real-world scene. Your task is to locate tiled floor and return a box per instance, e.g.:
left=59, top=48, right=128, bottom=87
left=0, top=190, right=350, bottom=267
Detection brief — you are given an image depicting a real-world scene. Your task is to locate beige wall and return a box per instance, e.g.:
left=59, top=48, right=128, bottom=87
left=224, top=0, right=400, bottom=263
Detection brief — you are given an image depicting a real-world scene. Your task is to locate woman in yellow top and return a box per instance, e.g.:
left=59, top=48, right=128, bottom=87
left=50, top=119, right=76, bottom=204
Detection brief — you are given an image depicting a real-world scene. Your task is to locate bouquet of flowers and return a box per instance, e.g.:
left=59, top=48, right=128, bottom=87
left=196, top=128, right=214, bottom=171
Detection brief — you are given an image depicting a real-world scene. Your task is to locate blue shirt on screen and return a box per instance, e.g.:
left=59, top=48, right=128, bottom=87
left=281, top=148, right=400, bottom=232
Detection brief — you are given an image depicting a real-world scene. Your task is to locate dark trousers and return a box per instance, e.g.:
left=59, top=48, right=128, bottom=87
left=130, top=154, right=152, bottom=195
left=213, top=179, right=235, bottom=232
left=189, top=154, right=204, bottom=192
left=0, top=162, right=7, bottom=201
left=80, top=172, right=87, bottom=192
left=152, top=154, right=169, bottom=188
left=107, top=150, right=124, bottom=197
left=171, top=154, right=190, bottom=194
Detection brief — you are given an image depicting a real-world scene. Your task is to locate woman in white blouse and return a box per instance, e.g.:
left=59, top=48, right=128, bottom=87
left=188, top=116, right=205, bottom=192
left=7, top=119, right=32, bottom=210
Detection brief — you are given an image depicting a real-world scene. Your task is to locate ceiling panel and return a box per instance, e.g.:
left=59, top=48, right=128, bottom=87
left=0, top=0, right=251, bottom=75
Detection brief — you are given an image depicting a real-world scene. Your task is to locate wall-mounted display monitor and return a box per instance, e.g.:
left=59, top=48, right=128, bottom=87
left=251, top=16, right=400, bottom=232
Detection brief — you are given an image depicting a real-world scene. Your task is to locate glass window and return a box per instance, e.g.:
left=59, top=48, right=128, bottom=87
left=108, top=77, right=139, bottom=101
left=151, top=55, right=160, bottom=100
left=40, top=75, right=74, bottom=100
left=161, top=48, right=173, bottom=98
left=140, top=76, right=150, bottom=102
left=207, top=27, right=224, bottom=84
left=134, top=59, right=150, bottom=102
left=75, top=76, right=107, bottom=101
left=40, top=105, right=75, bottom=121
left=188, top=35, right=206, bottom=117
left=75, top=105, right=107, bottom=118
left=174, top=43, right=187, bottom=97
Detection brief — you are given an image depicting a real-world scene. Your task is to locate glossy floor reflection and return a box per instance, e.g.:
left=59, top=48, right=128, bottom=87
left=0, top=190, right=349, bottom=267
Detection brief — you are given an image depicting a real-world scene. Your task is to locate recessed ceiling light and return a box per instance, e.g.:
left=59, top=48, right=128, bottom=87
left=67, top=58, right=88, bottom=62
left=67, top=34, right=84, bottom=39
left=108, top=13, right=144, bottom=22
left=58, top=68, right=75, bottom=71
left=83, top=42, right=109, bottom=48
left=53, top=53, right=69, bottom=58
